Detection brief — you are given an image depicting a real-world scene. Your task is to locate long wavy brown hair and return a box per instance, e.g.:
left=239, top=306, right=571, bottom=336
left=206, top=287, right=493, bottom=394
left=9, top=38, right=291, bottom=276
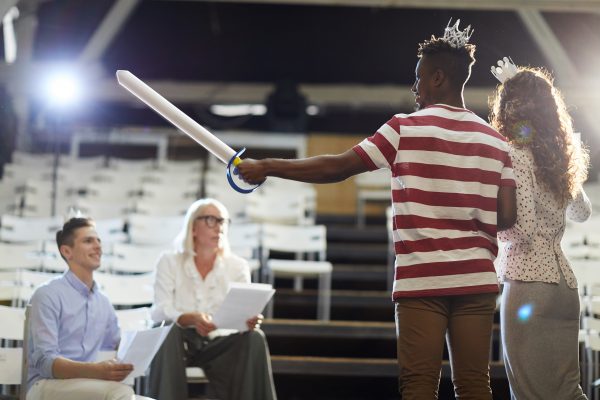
left=489, top=67, right=589, bottom=203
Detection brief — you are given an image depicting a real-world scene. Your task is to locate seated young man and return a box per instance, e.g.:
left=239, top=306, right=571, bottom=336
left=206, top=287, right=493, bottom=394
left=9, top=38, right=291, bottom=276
left=27, top=217, right=142, bottom=400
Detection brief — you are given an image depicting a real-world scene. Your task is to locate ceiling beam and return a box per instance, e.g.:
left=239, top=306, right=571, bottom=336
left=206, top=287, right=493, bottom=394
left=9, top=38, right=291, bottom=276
left=83, top=79, right=600, bottom=114
left=517, top=9, right=578, bottom=82
left=181, top=0, right=600, bottom=13
left=79, top=0, right=141, bottom=63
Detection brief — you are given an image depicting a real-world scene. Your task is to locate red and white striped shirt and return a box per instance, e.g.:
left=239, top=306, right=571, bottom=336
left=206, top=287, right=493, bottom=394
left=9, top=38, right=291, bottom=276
left=353, top=104, right=516, bottom=299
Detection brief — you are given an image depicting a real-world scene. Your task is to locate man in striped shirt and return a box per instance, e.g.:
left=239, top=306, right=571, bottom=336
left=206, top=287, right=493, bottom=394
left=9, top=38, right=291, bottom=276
left=238, top=23, right=516, bottom=399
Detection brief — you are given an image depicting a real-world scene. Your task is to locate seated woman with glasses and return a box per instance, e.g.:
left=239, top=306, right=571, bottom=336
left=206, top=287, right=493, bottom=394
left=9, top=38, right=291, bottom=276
left=147, top=198, right=277, bottom=400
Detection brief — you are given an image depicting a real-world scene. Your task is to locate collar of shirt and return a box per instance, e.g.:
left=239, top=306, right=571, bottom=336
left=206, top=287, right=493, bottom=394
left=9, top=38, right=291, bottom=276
left=64, top=269, right=97, bottom=298
left=183, top=253, right=224, bottom=280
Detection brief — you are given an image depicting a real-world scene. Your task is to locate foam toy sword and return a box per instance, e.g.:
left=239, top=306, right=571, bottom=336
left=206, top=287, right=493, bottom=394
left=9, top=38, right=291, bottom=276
left=116, top=70, right=260, bottom=193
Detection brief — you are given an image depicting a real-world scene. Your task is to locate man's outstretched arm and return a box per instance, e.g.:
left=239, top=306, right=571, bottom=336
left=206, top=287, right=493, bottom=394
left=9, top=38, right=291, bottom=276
left=237, top=149, right=369, bottom=184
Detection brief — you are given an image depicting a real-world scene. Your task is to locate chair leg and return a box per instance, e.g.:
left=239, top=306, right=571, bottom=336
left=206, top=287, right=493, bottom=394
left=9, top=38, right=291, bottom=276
left=293, top=276, right=303, bottom=292
left=356, top=197, right=365, bottom=227
left=317, top=272, right=331, bottom=321
left=265, top=272, right=275, bottom=319
left=587, top=348, right=593, bottom=398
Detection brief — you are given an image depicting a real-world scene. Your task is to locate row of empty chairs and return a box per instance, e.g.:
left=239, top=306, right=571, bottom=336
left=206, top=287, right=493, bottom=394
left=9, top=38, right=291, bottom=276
left=0, top=152, right=318, bottom=225
left=0, top=214, right=333, bottom=320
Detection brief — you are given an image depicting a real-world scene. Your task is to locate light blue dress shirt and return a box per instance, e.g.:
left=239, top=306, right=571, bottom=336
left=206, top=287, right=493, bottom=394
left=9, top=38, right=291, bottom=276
left=27, top=270, right=120, bottom=390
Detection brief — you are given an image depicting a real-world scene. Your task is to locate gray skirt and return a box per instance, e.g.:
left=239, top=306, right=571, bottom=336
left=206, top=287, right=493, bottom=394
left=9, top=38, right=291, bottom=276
left=501, top=269, right=587, bottom=400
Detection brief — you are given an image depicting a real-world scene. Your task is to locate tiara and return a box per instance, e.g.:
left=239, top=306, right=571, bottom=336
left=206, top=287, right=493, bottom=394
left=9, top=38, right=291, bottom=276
left=491, top=57, right=518, bottom=83
left=442, top=19, right=473, bottom=48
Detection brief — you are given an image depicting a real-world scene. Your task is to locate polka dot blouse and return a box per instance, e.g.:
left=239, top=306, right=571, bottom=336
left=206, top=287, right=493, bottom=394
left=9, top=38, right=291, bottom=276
left=497, top=147, right=592, bottom=288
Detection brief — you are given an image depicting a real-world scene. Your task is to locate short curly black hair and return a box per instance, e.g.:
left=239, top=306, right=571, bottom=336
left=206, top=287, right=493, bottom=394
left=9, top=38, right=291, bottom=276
left=417, top=36, right=476, bottom=88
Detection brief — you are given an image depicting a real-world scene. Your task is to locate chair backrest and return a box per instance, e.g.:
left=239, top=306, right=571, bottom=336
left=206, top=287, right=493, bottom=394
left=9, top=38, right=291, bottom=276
left=75, top=198, right=132, bottom=220
left=141, top=169, right=201, bottom=188
left=204, top=177, right=249, bottom=223
left=127, top=214, right=182, bottom=245
left=155, top=159, right=203, bottom=173
left=0, top=305, right=26, bottom=385
left=134, top=198, right=190, bottom=217
left=0, top=271, right=18, bottom=302
left=229, top=223, right=261, bottom=258
left=41, top=240, right=67, bottom=272
left=108, top=157, right=156, bottom=171
left=94, top=272, right=155, bottom=307
left=16, top=270, right=60, bottom=304
left=0, top=215, right=62, bottom=243
left=246, top=194, right=310, bottom=225
left=95, top=218, right=128, bottom=245
left=140, top=181, right=199, bottom=201
left=84, top=179, right=138, bottom=200
left=12, top=151, right=54, bottom=167
left=115, top=307, right=152, bottom=331
left=261, top=223, right=327, bottom=258
left=571, top=259, right=600, bottom=291
left=0, top=242, right=43, bottom=271
left=110, top=243, right=165, bottom=274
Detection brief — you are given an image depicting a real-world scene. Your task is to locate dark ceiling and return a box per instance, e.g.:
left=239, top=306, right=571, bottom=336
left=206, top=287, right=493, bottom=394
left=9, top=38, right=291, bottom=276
left=3, top=1, right=600, bottom=146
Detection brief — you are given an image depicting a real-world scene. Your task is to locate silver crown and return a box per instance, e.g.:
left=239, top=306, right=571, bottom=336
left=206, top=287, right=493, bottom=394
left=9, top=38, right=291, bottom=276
left=442, top=19, right=473, bottom=48
left=491, top=57, right=519, bottom=83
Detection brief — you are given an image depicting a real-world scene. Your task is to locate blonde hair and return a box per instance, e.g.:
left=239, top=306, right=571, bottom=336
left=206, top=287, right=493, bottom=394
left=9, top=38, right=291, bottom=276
left=489, top=67, right=589, bottom=203
left=173, top=198, right=231, bottom=257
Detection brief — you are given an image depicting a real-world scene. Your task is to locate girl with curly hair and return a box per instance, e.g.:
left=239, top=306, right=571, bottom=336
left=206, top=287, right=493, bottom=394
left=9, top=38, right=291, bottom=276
left=490, top=65, right=591, bottom=399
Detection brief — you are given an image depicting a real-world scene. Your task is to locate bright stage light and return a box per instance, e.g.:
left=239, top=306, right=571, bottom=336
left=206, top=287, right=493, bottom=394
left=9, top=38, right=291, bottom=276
left=44, top=71, right=81, bottom=108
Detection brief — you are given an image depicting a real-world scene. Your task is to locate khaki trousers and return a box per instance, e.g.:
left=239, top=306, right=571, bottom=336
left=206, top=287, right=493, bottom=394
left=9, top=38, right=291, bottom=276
left=26, top=378, right=143, bottom=400
left=395, top=292, right=497, bottom=400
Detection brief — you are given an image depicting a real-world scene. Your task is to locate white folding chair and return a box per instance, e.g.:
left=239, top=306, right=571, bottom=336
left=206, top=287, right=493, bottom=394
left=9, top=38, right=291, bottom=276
left=229, top=223, right=262, bottom=281
left=95, top=272, right=155, bottom=308
left=127, top=214, right=182, bottom=246
left=115, top=307, right=152, bottom=332
left=257, top=178, right=317, bottom=223
left=0, top=215, right=62, bottom=243
left=14, top=270, right=60, bottom=306
left=583, top=300, right=600, bottom=399
left=261, top=223, right=332, bottom=320
left=204, top=174, right=249, bottom=223
left=0, top=305, right=26, bottom=397
left=133, top=198, right=190, bottom=218
left=0, top=242, right=43, bottom=271
left=108, top=157, right=156, bottom=172
left=75, top=197, right=132, bottom=220
left=354, top=169, right=391, bottom=227
left=40, top=240, right=68, bottom=273
left=246, top=193, right=311, bottom=225
left=0, top=271, right=18, bottom=303
left=110, top=243, right=165, bottom=274
left=94, top=218, right=128, bottom=245
left=155, top=159, right=203, bottom=174
left=11, top=151, right=54, bottom=167
left=140, top=171, right=201, bottom=190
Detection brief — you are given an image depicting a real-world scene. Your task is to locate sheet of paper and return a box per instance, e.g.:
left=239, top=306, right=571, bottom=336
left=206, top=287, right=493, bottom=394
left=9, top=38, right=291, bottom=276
left=116, top=324, right=172, bottom=379
left=212, top=282, right=275, bottom=332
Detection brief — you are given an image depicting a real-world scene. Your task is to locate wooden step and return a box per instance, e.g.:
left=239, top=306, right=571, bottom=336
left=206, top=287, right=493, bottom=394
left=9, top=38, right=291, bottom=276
left=271, top=355, right=507, bottom=379
left=263, top=318, right=396, bottom=339
left=264, top=318, right=501, bottom=340
left=327, top=243, right=389, bottom=264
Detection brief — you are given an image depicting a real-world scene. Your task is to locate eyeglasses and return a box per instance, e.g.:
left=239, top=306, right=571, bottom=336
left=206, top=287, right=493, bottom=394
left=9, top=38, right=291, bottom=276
left=195, top=215, right=229, bottom=228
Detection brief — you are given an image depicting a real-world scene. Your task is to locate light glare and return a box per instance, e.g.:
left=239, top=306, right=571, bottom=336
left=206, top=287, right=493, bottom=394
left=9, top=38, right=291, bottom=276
left=46, top=72, right=80, bottom=107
